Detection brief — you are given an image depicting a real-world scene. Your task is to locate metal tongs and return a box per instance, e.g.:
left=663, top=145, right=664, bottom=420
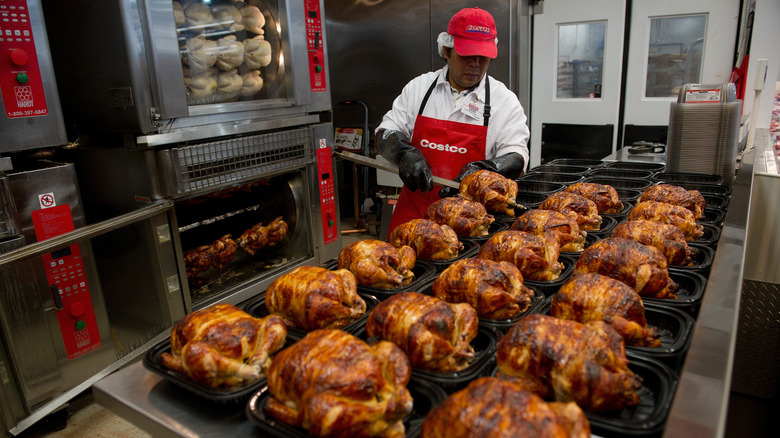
left=335, top=150, right=523, bottom=209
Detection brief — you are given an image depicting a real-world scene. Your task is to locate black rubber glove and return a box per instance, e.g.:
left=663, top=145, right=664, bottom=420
left=375, top=128, right=433, bottom=192
left=438, top=152, right=526, bottom=198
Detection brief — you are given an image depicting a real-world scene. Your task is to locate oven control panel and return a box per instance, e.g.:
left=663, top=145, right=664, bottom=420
left=316, top=144, right=337, bottom=244
left=0, top=0, right=49, bottom=118
left=32, top=203, right=101, bottom=359
left=304, top=0, right=326, bottom=93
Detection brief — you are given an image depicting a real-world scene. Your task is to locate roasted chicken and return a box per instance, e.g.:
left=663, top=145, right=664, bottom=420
left=539, top=191, right=603, bottom=231
left=477, top=230, right=563, bottom=281
left=612, top=219, right=696, bottom=266
left=552, top=273, right=661, bottom=347
left=338, top=239, right=416, bottom=289
left=628, top=200, right=704, bottom=241
left=237, top=216, right=288, bottom=256
left=564, top=182, right=624, bottom=214
left=425, top=196, right=495, bottom=237
left=458, top=169, right=519, bottom=216
left=432, top=258, right=535, bottom=320
left=420, top=377, right=591, bottom=438
left=496, top=313, right=642, bottom=413
left=365, top=292, right=478, bottom=372
left=210, top=234, right=237, bottom=269
left=639, top=184, right=706, bottom=219
left=510, top=209, right=586, bottom=253
left=388, top=219, right=463, bottom=260
left=575, top=237, right=677, bottom=299
left=160, top=303, right=287, bottom=388
left=265, top=265, right=367, bottom=331
left=183, top=244, right=216, bottom=279
left=265, top=329, right=413, bottom=438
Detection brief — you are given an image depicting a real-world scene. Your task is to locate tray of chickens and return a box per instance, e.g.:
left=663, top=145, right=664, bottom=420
left=650, top=171, right=724, bottom=185
left=419, top=238, right=480, bottom=273
left=522, top=254, right=577, bottom=296
left=245, top=377, right=448, bottom=438
left=518, top=171, right=586, bottom=185
left=142, top=303, right=289, bottom=404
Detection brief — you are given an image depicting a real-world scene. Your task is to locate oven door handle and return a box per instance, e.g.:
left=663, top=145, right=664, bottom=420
left=49, top=285, right=64, bottom=311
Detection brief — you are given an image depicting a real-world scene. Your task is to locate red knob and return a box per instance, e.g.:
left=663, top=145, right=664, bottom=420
left=70, top=302, right=86, bottom=317
left=10, top=49, right=29, bottom=66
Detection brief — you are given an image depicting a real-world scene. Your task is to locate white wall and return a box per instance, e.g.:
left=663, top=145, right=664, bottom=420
left=742, top=0, right=780, bottom=137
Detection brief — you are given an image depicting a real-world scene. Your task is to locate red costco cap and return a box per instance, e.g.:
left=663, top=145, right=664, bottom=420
left=447, top=7, right=498, bottom=59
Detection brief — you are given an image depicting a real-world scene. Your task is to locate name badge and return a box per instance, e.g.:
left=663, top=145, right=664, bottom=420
left=461, top=100, right=483, bottom=121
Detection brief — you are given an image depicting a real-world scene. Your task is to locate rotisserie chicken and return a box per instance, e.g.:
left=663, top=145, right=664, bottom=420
left=265, top=329, right=413, bottom=438
left=575, top=237, right=677, bottom=299
left=265, top=265, right=367, bottom=331
left=539, top=191, right=603, bottom=231
left=425, top=196, right=495, bottom=237
left=496, top=313, right=642, bottom=413
left=639, top=184, right=706, bottom=219
left=432, top=258, right=535, bottom=320
left=477, top=230, right=563, bottom=281
left=420, top=377, right=591, bottom=438
left=237, top=216, right=288, bottom=256
left=564, top=182, right=624, bottom=214
left=365, top=292, right=478, bottom=372
left=458, top=169, right=519, bottom=216
left=552, top=273, right=661, bottom=347
left=388, top=219, right=463, bottom=260
left=210, top=234, right=237, bottom=269
left=338, top=239, right=416, bottom=289
left=612, top=219, right=696, bottom=266
left=510, top=209, right=586, bottom=252
left=183, top=244, right=216, bottom=279
left=628, top=200, right=704, bottom=241
left=160, top=303, right=287, bottom=388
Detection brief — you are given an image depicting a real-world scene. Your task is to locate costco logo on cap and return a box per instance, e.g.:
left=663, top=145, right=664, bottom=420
left=447, top=7, right=498, bottom=58
left=466, top=25, right=493, bottom=35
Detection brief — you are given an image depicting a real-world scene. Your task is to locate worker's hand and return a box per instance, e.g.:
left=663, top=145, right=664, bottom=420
left=438, top=153, right=525, bottom=198
left=376, top=128, right=434, bottom=192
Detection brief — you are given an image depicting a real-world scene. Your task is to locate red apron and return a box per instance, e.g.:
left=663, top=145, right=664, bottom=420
left=387, top=77, right=491, bottom=236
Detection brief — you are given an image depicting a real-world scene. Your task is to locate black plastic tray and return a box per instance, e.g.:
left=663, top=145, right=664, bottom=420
left=701, top=193, right=730, bottom=210
left=694, top=223, right=722, bottom=247
left=524, top=254, right=577, bottom=297
left=699, top=208, right=726, bottom=226
left=420, top=239, right=480, bottom=273
left=585, top=354, right=678, bottom=438
left=560, top=232, right=601, bottom=258
left=582, top=176, right=655, bottom=190
left=546, top=158, right=606, bottom=168
left=651, top=171, right=724, bottom=185
left=343, top=259, right=438, bottom=301
left=642, top=270, right=707, bottom=315
left=417, top=278, right=546, bottom=334
left=660, top=181, right=733, bottom=197
left=513, top=191, right=549, bottom=209
left=357, top=325, right=500, bottom=394
left=518, top=171, right=585, bottom=184
left=143, top=336, right=279, bottom=404
left=587, top=215, right=619, bottom=238
left=587, top=168, right=656, bottom=180
left=528, top=164, right=591, bottom=175
left=242, top=292, right=380, bottom=341
left=615, top=188, right=643, bottom=203
left=604, top=161, right=666, bottom=172
left=458, top=220, right=508, bottom=245
left=601, top=201, right=634, bottom=219
left=513, top=180, right=567, bottom=195
left=667, top=243, right=714, bottom=273
left=245, top=377, right=448, bottom=438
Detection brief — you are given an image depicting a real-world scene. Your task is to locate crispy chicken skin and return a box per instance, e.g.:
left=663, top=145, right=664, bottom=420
left=553, top=273, right=661, bottom=347
left=458, top=169, right=519, bottom=216
left=237, top=216, right=288, bottom=256
left=388, top=219, right=463, bottom=260
left=539, top=191, right=603, bottom=231
left=265, top=329, right=413, bottom=438
left=496, top=314, right=642, bottom=413
left=628, top=201, right=704, bottom=241
left=265, top=265, right=366, bottom=331
left=510, top=209, right=586, bottom=253
left=612, top=219, right=696, bottom=266
left=338, top=239, right=416, bottom=289
left=425, top=197, right=495, bottom=237
left=365, top=292, right=478, bottom=372
left=210, top=234, right=237, bottom=269
left=639, top=184, right=706, bottom=219
left=575, top=237, right=677, bottom=299
left=183, top=244, right=216, bottom=279
left=160, top=303, right=287, bottom=388
left=564, top=182, right=624, bottom=214
left=433, top=258, right=535, bottom=320
left=420, top=377, right=591, bottom=438
left=477, top=230, right=563, bottom=281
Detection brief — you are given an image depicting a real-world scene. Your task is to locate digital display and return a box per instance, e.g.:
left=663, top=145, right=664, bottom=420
left=308, top=10, right=318, bottom=18
left=321, top=172, right=330, bottom=180
left=51, top=247, right=72, bottom=259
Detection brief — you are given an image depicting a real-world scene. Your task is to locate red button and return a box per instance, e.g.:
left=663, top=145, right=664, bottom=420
left=10, top=49, right=28, bottom=66
left=70, top=302, right=86, bottom=317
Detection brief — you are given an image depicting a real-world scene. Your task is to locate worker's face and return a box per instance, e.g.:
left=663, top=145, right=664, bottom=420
left=445, top=48, right=491, bottom=92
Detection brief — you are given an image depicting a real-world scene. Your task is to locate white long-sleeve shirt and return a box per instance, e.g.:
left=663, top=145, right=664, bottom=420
left=376, top=66, right=530, bottom=170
